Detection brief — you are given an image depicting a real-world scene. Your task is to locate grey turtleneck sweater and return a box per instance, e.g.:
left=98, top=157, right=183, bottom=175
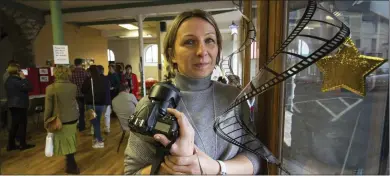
left=124, top=73, right=261, bottom=174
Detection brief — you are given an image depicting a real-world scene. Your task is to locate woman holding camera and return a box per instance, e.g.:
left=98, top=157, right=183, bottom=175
left=5, top=63, right=35, bottom=151
left=124, top=9, right=261, bottom=175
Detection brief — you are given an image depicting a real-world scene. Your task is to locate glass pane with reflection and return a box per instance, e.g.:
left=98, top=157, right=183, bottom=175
left=282, top=1, right=389, bottom=174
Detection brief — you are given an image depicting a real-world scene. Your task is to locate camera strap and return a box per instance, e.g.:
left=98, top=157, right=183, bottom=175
left=151, top=141, right=174, bottom=174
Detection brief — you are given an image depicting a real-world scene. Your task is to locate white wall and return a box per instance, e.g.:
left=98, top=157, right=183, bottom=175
left=34, top=23, right=108, bottom=73
left=108, top=38, right=160, bottom=80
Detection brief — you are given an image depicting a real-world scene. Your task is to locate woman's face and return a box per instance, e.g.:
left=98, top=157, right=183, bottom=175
left=172, top=17, right=218, bottom=79
left=109, top=67, right=115, bottom=73
left=126, top=67, right=132, bottom=73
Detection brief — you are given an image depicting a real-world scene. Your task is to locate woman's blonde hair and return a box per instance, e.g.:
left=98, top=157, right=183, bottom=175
left=54, top=65, right=72, bottom=81
left=163, top=9, right=222, bottom=80
left=7, top=63, right=20, bottom=75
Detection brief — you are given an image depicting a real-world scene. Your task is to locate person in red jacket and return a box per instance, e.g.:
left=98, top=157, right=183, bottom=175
left=124, top=65, right=139, bottom=99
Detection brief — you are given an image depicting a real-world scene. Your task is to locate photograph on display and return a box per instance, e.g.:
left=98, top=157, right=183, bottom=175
left=39, top=68, right=49, bottom=75
left=40, top=76, right=49, bottom=82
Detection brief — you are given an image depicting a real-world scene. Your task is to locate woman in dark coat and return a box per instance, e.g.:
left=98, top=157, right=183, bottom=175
left=5, top=63, right=35, bottom=151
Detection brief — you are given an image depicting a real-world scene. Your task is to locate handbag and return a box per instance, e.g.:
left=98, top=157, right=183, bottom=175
left=44, top=84, right=62, bottom=132
left=85, top=78, right=97, bottom=121
left=45, top=133, right=54, bottom=157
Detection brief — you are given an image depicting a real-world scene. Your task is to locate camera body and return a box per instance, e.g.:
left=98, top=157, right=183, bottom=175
left=128, top=81, right=181, bottom=141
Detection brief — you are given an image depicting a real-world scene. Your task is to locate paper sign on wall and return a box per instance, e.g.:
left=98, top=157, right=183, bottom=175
left=53, top=45, right=69, bottom=64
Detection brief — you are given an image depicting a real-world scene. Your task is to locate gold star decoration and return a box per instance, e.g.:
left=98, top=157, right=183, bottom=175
left=316, top=37, right=387, bottom=96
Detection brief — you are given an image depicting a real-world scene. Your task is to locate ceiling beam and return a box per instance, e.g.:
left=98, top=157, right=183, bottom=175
left=72, top=9, right=236, bottom=26
left=49, top=1, right=235, bottom=23
left=43, top=0, right=211, bottom=15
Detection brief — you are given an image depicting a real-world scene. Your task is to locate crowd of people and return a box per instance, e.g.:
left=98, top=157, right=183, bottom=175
left=3, top=59, right=139, bottom=174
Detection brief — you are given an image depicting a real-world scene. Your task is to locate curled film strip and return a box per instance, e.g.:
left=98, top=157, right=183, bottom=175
left=214, top=0, right=350, bottom=173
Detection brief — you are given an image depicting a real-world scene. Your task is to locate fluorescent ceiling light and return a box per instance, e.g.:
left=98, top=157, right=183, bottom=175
left=304, top=26, right=314, bottom=30
left=118, top=34, right=153, bottom=39
left=119, top=24, right=139, bottom=30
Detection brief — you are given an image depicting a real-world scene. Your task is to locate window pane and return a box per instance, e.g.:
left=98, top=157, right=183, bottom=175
left=153, top=45, right=158, bottom=63
left=283, top=1, right=389, bottom=175
left=145, top=44, right=158, bottom=64
left=107, top=49, right=115, bottom=61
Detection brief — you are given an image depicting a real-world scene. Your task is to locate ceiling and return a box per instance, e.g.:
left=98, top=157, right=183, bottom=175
left=15, top=0, right=237, bottom=22
left=13, top=0, right=243, bottom=38
left=14, top=0, right=148, bottom=10
left=89, top=22, right=158, bottom=31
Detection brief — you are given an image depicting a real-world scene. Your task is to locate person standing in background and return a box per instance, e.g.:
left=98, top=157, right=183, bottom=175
left=124, top=64, right=139, bottom=99
left=70, top=58, right=89, bottom=132
left=2, top=60, right=19, bottom=130
left=108, top=65, right=120, bottom=98
left=5, top=63, right=35, bottom=151
left=115, top=64, right=125, bottom=84
left=44, top=66, right=80, bottom=174
left=82, top=65, right=110, bottom=148
left=97, top=65, right=111, bottom=134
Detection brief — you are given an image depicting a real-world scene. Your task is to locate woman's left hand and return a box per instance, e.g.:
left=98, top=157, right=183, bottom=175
left=154, top=108, right=195, bottom=157
left=160, top=146, right=220, bottom=175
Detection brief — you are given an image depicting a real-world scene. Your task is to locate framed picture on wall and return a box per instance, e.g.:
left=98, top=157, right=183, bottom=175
left=40, top=76, right=49, bottom=82
left=39, top=68, right=48, bottom=75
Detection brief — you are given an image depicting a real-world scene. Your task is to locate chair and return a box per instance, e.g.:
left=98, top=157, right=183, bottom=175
left=116, top=116, right=130, bottom=153
left=28, top=97, right=45, bottom=129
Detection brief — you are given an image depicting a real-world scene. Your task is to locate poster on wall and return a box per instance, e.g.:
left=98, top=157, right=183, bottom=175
left=39, top=68, right=48, bottom=75
left=53, top=45, right=69, bottom=64
left=40, top=76, right=49, bottom=82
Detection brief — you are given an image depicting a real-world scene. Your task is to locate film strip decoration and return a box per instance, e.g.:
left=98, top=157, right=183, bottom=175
left=227, top=0, right=349, bottom=111
left=214, top=106, right=287, bottom=172
left=214, top=0, right=350, bottom=174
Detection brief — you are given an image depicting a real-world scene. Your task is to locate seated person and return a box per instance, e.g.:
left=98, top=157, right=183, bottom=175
left=112, top=84, right=138, bottom=131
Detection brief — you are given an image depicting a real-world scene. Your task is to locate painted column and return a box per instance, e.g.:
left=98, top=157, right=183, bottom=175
left=50, top=0, right=64, bottom=45
left=137, top=14, right=146, bottom=97
left=157, top=22, right=162, bottom=81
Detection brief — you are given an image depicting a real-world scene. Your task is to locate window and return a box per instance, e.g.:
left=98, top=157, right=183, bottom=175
left=144, top=44, right=158, bottom=66
left=356, top=39, right=361, bottom=48
left=283, top=1, right=389, bottom=175
left=372, top=38, right=377, bottom=52
left=107, top=49, right=115, bottom=61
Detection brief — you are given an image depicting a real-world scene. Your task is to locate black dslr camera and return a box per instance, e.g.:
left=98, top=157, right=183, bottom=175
left=128, top=82, right=181, bottom=142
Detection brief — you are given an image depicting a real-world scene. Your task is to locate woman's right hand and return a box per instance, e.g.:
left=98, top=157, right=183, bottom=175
left=153, top=108, right=195, bottom=157
left=19, top=71, right=26, bottom=79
